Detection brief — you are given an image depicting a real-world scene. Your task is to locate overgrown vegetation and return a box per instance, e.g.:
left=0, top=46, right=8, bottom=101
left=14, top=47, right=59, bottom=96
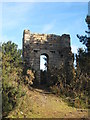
left=2, top=32, right=89, bottom=117
left=2, top=41, right=25, bottom=117
left=48, top=29, right=90, bottom=109
left=2, top=41, right=36, bottom=117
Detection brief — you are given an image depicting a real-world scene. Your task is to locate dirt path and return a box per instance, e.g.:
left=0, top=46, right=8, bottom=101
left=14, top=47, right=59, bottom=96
left=8, top=86, right=89, bottom=118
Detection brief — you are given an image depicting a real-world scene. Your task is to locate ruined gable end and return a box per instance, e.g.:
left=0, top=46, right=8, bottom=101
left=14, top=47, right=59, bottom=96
left=22, top=29, right=74, bottom=85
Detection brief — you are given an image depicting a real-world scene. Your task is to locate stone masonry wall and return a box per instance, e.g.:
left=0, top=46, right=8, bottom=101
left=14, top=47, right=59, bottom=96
left=22, top=29, right=74, bottom=85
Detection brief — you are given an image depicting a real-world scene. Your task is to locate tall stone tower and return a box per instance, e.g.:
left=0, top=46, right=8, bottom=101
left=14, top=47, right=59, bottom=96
left=22, top=29, right=73, bottom=85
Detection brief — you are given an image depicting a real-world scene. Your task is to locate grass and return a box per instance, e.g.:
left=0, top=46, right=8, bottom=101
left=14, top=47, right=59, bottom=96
left=7, top=85, right=88, bottom=118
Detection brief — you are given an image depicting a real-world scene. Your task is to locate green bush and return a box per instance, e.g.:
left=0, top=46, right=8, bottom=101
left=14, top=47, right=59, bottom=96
left=2, top=41, right=25, bottom=117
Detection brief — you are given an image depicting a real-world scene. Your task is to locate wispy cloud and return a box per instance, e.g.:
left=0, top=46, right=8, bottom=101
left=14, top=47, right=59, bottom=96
left=42, top=22, right=55, bottom=33
left=1, top=35, right=22, bottom=48
left=2, top=3, right=34, bottom=30
left=2, top=2, right=35, bottom=45
left=3, top=2, right=34, bottom=15
left=1, top=2, right=88, bottom=50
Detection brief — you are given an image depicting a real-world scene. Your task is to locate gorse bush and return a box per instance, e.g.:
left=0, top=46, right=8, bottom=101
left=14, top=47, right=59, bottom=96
left=25, top=69, right=35, bottom=85
left=2, top=41, right=36, bottom=117
left=2, top=41, right=25, bottom=117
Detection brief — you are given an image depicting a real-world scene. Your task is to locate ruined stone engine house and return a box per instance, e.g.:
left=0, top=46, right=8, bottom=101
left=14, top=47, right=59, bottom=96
left=22, top=29, right=73, bottom=85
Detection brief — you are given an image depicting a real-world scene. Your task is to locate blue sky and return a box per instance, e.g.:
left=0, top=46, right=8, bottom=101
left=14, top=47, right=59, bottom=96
left=2, top=2, right=88, bottom=53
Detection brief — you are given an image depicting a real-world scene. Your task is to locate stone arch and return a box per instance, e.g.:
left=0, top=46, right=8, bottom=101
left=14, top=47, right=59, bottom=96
left=40, top=53, right=49, bottom=85
left=40, top=53, right=49, bottom=71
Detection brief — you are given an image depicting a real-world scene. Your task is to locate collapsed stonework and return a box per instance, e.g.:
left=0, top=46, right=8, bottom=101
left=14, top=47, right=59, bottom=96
left=22, top=29, right=74, bottom=85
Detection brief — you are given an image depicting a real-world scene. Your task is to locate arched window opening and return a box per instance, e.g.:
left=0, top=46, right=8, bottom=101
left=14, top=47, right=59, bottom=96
left=40, top=54, right=48, bottom=71
left=40, top=54, right=49, bottom=85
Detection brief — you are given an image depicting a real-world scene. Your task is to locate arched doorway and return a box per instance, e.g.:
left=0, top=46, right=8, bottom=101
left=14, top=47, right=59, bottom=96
left=40, top=53, right=49, bottom=85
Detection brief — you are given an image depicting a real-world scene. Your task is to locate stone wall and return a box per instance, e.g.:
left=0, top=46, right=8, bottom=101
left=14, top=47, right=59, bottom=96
left=22, top=29, right=74, bottom=85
